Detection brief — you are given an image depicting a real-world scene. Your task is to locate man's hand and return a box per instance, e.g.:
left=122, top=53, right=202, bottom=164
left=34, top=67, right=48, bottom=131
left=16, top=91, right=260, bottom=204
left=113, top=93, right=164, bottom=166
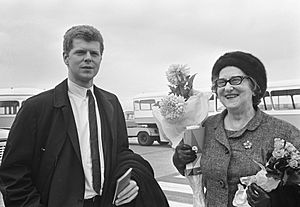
left=115, top=180, right=139, bottom=206
left=175, top=143, right=197, bottom=166
left=246, top=183, right=271, bottom=207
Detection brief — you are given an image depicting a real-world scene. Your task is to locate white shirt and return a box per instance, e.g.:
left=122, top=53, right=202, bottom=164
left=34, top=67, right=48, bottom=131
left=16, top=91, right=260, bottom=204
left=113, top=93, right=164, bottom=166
left=68, top=80, right=105, bottom=199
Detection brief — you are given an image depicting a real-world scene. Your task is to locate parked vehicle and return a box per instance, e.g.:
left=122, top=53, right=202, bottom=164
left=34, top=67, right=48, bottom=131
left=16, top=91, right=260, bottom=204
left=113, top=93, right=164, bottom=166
left=258, top=80, right=300, bottom=128
left=124, top=92, right=171, bottom=146
left=125, top=110, right=162, bottom=146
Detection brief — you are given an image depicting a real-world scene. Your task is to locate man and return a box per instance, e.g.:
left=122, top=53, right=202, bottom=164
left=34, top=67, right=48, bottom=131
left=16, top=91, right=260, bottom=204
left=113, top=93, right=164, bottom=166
left=0, top=25, right=169, bottom=207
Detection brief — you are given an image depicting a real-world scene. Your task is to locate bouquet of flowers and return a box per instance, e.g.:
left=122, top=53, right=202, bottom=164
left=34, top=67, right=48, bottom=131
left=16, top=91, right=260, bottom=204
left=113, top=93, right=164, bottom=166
left=233, top=138, right=300, bottom=207
left=152, top=64, right=210, bottom=146
left=152, top=64, right=211, bottom=207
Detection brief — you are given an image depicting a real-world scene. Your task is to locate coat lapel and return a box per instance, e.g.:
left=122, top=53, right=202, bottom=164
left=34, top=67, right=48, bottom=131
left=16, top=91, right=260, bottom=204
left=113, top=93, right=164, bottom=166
left=93, top=87, right=115, bottom=177
left=53, top=79, right=82, bottom=162
left=93, top=86, right=114, bottom=136
left=94, top=87, right=114, bottom=128
left=62, top=107, right=82, bottom=162
left=214, top=124, right=230, bottom=150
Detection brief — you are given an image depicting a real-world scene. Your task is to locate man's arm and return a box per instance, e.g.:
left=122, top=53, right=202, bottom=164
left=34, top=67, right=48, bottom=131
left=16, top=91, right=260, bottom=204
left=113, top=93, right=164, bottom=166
left=0, top=101, right=44, bottom=206
left=115, top=96, right=131, bottom=151
left=112, top=96, right=168, bottom=206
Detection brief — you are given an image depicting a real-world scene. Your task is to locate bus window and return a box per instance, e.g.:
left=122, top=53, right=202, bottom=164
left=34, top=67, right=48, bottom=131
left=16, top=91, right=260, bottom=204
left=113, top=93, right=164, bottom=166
left=271, top=89, right=300, bottom=110
left=216, top=97, right=225, bottom=112
left=0, top=101, right=20, bottom=115
left=294, top=95, right=300, bottom=109
left=140, top=99, right=155, bottom=111
left=208, top=94, right=215, bottom=113
left=133, top=101, right=140, bottom=111
left=259, top=91, right=272, bottom=111
left=124, top=111, right=134, bottom=120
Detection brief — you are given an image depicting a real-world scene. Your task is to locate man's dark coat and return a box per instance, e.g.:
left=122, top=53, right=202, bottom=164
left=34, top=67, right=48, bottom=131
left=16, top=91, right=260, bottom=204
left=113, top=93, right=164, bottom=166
left=0, top=80, right=169, bottom=207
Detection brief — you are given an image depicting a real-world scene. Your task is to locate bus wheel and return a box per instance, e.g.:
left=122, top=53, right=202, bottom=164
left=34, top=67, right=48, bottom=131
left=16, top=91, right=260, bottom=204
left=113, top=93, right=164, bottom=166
left=137, top=132, right=154, bottom=146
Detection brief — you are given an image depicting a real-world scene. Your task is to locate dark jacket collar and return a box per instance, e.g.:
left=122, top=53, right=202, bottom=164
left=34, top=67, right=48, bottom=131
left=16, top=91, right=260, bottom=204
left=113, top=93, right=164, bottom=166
left=53, top=79, right=69, bottom=108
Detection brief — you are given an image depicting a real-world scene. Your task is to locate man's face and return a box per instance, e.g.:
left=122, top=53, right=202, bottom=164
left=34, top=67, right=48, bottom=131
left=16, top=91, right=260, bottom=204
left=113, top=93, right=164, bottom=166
left=63, top=38, right=102, bottom=88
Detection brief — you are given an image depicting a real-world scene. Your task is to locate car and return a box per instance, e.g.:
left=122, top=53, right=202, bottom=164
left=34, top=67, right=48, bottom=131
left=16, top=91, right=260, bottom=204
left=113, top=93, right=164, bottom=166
left=0, top=128, right=9, bottom=165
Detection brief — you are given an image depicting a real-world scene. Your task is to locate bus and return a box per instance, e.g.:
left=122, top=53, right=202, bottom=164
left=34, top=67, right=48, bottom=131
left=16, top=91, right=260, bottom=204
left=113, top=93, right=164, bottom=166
left=0, top=88, right=43, bottom=164
left=133, top=91, right=167, bottom=125
left=255, top=80, right=300, bottom=128
left=0, top=88, right=43, bottom=129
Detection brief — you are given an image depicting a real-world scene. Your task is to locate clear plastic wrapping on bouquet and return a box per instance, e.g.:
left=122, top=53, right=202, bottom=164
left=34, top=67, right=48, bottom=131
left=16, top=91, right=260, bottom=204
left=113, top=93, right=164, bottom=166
left=152, top=90, right=210, bottom=207
left=186, top=173, right=206, bottom=207
left=152, top=92, right=211, bottom=148
left=232, top=161, right=281, bottom=207
left=184, top=126, right=206, bottom=207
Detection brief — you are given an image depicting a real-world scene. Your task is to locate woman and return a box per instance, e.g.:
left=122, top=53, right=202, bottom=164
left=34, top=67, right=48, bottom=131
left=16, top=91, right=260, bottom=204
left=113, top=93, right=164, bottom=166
left=173, top=51, right=300, bottom=207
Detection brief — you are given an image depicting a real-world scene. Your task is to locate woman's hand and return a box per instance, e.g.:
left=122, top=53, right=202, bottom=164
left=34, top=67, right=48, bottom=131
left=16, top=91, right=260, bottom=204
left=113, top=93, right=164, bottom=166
left=115, top=180, right=139, bottom=206
left=246, top=183, right=271, bottom=207
left=174, top=143, right=197, bottom=166
left=285, top=169, right=300, bottom=186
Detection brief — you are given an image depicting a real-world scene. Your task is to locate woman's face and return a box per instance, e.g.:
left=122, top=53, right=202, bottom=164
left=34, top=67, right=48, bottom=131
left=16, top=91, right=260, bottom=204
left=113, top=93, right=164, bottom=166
left=216, top=66, right=254, bottom=112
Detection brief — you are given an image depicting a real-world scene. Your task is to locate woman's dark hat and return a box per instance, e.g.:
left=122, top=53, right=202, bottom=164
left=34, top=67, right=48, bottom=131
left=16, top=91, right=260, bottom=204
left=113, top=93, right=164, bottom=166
left=211, top=51, right=267, bottom=105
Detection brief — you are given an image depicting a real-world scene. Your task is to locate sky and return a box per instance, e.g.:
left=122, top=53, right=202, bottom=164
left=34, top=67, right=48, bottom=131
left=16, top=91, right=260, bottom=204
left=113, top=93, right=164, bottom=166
left=1, top=0, right=300, bottom=110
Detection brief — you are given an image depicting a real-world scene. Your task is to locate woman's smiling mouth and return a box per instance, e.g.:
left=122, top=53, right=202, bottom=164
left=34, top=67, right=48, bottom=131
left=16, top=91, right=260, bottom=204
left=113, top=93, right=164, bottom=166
left=225, top=94, right=239, bottom=99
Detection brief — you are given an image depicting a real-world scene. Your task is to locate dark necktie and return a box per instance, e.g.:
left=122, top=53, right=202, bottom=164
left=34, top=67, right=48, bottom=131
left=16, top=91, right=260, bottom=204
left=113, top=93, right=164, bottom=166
left=87, top=90, right=101, bottom=193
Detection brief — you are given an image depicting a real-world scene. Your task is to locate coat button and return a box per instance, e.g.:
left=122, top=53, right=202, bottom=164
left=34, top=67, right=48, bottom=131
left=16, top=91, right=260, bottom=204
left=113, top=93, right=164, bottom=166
left=218, top=179, right=225, bottom=188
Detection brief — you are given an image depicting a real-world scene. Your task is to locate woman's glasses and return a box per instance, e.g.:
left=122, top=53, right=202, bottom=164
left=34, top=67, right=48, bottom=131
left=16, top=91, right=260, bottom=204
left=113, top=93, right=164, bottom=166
left=214, top=76, right=250, bottom=88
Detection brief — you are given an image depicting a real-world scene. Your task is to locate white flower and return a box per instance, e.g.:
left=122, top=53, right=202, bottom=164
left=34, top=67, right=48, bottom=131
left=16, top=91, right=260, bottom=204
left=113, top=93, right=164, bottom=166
left=272, top=149, right=286, bottom=158
left=272, top=138, right=300, bottom=169
left=159, top=94, right=185, bottom=122
left=288, top=159, right=299, bottom=168
left=289, top=152, right=300, bottom=169
left=285, top=142, right=297, bottom=153
left=274, top=138, right=285, bottom=150
left=291, top=152, right=300, bottom=161
left=166, top=64, right=190, bottom=86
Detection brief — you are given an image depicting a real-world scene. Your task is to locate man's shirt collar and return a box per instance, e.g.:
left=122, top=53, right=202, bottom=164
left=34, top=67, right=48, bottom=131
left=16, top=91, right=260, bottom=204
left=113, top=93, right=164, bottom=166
left=68, top=79, right=94, bottom=98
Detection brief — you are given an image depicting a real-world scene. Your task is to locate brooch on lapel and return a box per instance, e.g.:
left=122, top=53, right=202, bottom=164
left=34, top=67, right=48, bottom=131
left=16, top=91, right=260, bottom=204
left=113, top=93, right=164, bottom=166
left=243, top=140, right=252, bottom=149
